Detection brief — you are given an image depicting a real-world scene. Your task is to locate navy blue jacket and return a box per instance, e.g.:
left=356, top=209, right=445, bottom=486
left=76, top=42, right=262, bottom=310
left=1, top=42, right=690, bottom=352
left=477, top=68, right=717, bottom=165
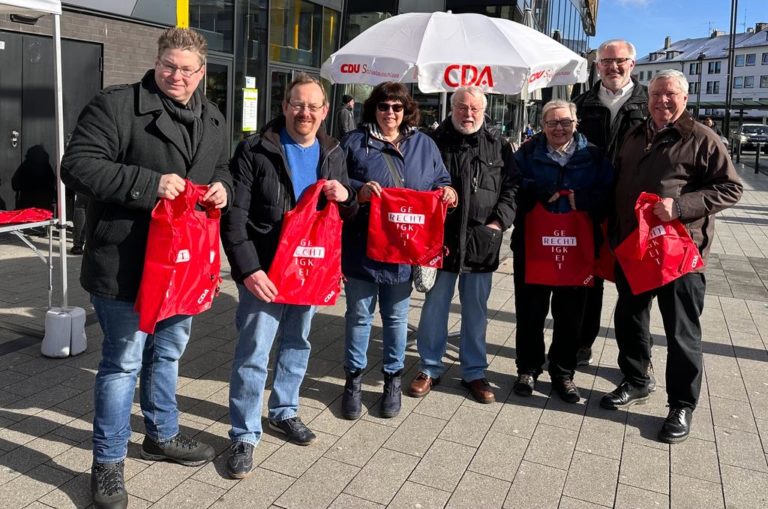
left=511, top=132, right=614, bottom=250
left=341, top=126, right=451, bottom=285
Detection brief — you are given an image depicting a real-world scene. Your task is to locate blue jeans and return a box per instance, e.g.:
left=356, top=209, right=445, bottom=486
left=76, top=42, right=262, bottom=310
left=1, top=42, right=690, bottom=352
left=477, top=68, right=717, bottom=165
left=91, top=295, right=192, bottom=463
left=416, top=270, right=492, bottom=381
left=344, top=277, right=412, bottom=374
left=229, top=284, right=315, bottom=445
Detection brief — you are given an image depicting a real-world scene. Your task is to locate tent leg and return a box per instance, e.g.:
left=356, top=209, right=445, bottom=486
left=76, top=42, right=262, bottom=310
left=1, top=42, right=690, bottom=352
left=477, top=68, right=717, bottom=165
left=440, top=91, right=447, bottom=120
left=53, top=14, right=68, bottom=308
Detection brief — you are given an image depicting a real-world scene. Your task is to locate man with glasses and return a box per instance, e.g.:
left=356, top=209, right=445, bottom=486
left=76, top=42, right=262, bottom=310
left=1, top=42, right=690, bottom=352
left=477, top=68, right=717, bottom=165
left=61, top=28, right=231, bottom=509
left=602, top=70, right=741, bottom=443
left=572, top=39, right=649, bottom=369
left=222, top=73, right=357, bottom=478
left=408, top=87, right=518, bottom=404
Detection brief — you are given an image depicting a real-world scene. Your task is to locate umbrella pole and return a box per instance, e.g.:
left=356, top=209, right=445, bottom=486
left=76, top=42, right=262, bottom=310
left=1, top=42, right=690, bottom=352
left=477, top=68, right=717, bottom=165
left=440, top=91, right=447, bottom=120
left=53, top=13, right=68, bottom=308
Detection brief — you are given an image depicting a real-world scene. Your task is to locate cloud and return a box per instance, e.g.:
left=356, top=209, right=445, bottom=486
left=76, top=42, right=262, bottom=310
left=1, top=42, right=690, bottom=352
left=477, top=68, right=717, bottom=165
left=616, top=0, right=651, bottom=6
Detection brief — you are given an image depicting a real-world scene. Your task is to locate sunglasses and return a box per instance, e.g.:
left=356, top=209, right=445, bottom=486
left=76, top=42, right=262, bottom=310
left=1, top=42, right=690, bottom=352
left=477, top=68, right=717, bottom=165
left=377, top=102, right=404, bottom=113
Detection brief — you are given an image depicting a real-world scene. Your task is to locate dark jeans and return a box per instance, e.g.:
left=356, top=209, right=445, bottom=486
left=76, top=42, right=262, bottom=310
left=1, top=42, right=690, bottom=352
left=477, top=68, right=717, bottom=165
left=578, top=276, right=604, bottom=350
left=513, top=249, right=587, bottom=380
left=614, top=267, right=706, bottom=409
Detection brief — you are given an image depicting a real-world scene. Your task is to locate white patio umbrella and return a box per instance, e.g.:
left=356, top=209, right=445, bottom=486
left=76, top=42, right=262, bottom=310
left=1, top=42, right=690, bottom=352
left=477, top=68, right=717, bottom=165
left=320, top=11, right=588, bottom=96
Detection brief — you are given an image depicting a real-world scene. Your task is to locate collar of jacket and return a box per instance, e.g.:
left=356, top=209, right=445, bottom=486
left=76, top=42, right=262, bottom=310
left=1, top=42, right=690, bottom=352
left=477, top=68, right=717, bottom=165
left=579, top=77, right=647, bottom=108
left=138, top=70, right=170, bottom=114
left=433, top=117, right=497, bottom=147
left=257, top=115, right=340, bottom=155
left=646, top=110, right=695, bottom=144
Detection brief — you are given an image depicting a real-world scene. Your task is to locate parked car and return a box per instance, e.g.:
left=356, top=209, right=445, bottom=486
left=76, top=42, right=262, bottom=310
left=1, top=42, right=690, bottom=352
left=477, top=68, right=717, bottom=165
left=732, top=123, right=768, bottom=153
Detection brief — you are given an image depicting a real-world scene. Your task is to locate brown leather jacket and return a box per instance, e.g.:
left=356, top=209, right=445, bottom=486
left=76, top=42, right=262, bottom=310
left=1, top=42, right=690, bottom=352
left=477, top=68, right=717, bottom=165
left=612, top=111, right=743, bottom=260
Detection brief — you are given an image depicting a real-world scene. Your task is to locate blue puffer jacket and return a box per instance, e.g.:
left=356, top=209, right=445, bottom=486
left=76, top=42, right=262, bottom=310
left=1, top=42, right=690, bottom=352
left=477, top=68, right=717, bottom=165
left=341, top=126, right=451, bottom=285
left=511, top=131, right=614, bottom=250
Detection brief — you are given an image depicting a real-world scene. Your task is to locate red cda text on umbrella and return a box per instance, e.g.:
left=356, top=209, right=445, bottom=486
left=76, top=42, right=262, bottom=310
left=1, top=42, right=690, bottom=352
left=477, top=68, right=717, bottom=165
left=443, top=65, right=494, bottom=88
left=387, top=207, right=425, bottom=245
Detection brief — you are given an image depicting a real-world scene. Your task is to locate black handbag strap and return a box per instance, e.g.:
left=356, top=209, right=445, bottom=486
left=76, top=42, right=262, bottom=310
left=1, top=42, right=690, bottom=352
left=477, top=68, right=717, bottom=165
left=381, top=151, right=405, bottom=188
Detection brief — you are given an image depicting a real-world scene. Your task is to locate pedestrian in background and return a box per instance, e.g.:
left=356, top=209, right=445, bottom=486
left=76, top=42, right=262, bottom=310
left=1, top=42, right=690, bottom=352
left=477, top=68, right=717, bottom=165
left=61, top=27, right=231, bottom=509
left=335, top=93, right=356, bottom=140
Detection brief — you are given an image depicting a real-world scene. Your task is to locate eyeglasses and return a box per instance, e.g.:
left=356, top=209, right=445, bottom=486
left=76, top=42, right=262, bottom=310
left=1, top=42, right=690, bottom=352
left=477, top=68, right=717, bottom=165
left=287, top=102, right=325, bottom=113
left=377, top=102, right=404, bottom=113
left=544, top=119, right=574, bottom=128
left=650, top=92, right=681, bottom=100
left=598, top=57, right=633, bottom=67
left=454, top=105, right=484, bottom=114
left=157, top=60, right=204, bottom=78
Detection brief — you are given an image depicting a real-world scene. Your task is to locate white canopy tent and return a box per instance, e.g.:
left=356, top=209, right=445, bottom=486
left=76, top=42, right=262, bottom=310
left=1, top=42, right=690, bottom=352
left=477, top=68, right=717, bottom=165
left=0, top=0, right=69, bottom=307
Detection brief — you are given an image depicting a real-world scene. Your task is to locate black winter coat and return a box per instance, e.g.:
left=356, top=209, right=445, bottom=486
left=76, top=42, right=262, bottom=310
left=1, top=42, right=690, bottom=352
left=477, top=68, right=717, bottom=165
left=221, top=117, right=358, bottom=283
left=61, top=70, right=233, bottom=301
left=573, top=78, right=648, bottom=164
left=431, top=119, right=519, bottom=273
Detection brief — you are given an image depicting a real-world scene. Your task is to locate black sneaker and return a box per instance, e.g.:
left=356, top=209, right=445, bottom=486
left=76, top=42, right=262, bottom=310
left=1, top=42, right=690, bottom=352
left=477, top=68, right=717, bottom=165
left=268, top=417, right=316, bottom=446
left=91, top=460, right=128, bottom=509
left=513, top=373, right=536, bottom=397
left=575, top=347, right=593, bottom=367
left=140, top=433, right=215, bottom=466
left=226, top=441, right=255, bottom=479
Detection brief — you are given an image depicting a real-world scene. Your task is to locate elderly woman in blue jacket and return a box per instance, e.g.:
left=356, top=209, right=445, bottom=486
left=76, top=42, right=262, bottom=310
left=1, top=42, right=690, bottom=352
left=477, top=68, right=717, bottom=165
left=511, top=99, right=613, bottom=404
left=340, top=82, right=456, bottom=420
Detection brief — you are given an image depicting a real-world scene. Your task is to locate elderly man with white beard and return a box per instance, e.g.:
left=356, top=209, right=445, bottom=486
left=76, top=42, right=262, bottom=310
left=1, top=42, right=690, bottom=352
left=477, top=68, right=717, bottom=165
left=408, top=87, right=519, bottom=404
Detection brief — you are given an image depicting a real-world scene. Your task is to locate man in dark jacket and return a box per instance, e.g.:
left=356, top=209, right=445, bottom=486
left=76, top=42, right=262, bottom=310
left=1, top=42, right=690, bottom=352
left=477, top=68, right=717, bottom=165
left=572, top=39, right=649, bottom=368
left=61, top=28, right=232, bottom=509
left=600, top=70, right=742, bottom=444
left=335, top=94, right=356, bottom=139
left=408, top=87, right=518, bottom=404
left=221, top=73, right=357, bottom=479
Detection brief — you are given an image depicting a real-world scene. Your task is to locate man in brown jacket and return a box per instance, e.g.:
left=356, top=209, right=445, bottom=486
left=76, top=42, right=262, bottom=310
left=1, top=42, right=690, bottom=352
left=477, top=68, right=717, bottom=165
left=600, top=69, right=743, bottom=444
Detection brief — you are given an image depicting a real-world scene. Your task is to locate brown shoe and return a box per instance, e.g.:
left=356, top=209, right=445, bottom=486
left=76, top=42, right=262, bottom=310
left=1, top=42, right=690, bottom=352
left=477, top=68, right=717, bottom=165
left=461, top=378, right=495, bottom=404
left=408, top=372, right=439, bottom=398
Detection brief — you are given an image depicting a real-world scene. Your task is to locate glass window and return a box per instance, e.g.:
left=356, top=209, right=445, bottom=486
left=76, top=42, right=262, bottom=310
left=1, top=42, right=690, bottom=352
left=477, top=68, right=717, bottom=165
left=761, top=75, right=768, bottom=88
left=321, top=7, right=340, bottom=66
left=735, top=54, right=745, bottom=67
left=708, top=61, right=720, bottom=74
left=734, top=76, right=743, bottom=88
left=706, top=81, right=720, bottom=94
left=763, top=53, right=768, bottom=65
left=746, top=53, right=756, bottom=66
left=190, top=0, right=235, bottom=53
left=270, top=0, right=323, bottom=67
left=744, top=75, right=754, bottom=88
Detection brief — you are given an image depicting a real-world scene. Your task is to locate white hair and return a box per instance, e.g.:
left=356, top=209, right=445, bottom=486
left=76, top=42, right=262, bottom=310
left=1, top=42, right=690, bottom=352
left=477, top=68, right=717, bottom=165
left=597, top=39, right=637, bottom=60
left=541, top=99, right=578, bottom=123
left=649, top=69, right=689, bottom=94
left=450, top=87, right=488, bottom=109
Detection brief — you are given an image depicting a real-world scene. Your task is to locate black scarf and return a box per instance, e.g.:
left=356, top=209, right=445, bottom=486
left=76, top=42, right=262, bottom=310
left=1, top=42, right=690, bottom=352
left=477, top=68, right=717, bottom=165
left=159, top=89, right=204, bottom=160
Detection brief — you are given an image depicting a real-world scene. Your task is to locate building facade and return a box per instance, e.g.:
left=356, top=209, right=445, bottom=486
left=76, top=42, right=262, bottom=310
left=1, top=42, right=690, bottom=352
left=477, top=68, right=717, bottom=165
left=633, top=24, right=768, bottom=125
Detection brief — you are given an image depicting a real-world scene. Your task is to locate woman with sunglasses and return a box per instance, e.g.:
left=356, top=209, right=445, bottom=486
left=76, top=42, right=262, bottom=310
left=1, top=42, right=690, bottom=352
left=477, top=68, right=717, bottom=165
left=339, top=81, right=456, bottom=420
left=511, top=99, right=613, bottom=404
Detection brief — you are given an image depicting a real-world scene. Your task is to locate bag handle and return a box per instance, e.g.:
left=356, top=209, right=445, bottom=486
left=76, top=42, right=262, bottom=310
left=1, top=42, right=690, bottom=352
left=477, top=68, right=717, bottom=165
left=634, top=192, right=661, bottom=257
left=381, top=152, right=404, bottom=188
left=290, top=179, right=330, bottom=219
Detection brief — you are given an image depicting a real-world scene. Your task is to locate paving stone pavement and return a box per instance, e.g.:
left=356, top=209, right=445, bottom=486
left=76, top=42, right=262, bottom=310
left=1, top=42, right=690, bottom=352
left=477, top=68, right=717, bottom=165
left=1, top=161, right=767, bottom=508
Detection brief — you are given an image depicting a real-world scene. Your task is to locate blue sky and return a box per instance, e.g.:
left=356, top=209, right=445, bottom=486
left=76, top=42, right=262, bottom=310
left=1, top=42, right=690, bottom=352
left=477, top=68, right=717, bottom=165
left=593, top=0, right=767, bottom=57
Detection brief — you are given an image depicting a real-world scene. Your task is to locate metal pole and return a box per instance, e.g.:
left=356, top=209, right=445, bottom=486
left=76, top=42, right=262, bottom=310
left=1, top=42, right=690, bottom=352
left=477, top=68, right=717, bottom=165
left=53, top=14, right=68, bottom=308
left=724, top=0, right=738, bottom=136
left=756, top=143, right=761, bottom=174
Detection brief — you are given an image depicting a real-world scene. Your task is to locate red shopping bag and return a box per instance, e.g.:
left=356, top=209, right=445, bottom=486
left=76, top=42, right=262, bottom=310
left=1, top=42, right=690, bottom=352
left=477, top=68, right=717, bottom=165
left=367, top=188, right=448, bottom=267
left=594, top=220, right=616, bottom=282
left=0, top=208, right=53, bottom=224
left=614, top=192, right=704, bottom=295
left=135, top=181, right=222, bottom=333
left=524, top=203, right=595, bottom=286
left=268, top=180, right=343, bottom=306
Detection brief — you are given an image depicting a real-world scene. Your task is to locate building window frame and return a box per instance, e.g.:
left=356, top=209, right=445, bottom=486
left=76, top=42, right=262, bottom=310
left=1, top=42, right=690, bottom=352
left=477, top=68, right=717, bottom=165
left=734, top=76, right=744, bottom=89
left=746, top=53, right=756, bottom=66
left=707, top=61, right=721, bottom=74
left=735, top=54, right=745, bottom=67
left=744, top=75, right=755, bottom=88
